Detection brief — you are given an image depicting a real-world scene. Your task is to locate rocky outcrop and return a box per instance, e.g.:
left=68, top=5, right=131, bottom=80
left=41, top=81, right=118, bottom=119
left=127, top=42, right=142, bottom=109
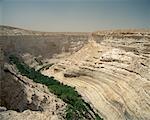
left=0, top=63, right=66, bottom=120
left=1, top=26, right=150, bottom=120
left=42, top=33, right=150, bottom=120
left=0, top=26, right=88, bottom=59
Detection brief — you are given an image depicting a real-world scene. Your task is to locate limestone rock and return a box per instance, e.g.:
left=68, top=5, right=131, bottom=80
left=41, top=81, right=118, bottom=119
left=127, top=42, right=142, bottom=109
left=42, top=32, right=150, bottom=120
left=1, top=26, right=150, bottom=120
left=0, top=63, right=66, bottom=120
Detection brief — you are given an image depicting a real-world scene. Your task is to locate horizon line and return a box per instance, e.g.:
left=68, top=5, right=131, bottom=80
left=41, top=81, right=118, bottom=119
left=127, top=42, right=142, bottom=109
left=1, top=25, right=150, bottom=33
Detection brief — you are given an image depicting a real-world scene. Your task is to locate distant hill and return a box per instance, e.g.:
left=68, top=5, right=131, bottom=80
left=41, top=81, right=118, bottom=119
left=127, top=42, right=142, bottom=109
left=0, top=25, right=89, bottom=36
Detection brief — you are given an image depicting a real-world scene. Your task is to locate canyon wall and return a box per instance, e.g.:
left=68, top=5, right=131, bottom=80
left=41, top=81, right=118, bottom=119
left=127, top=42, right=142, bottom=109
left=1, top=26, right=150, bottom=120
left=1, top=26, right=149, bottom=60
left=0, top=26, right=89, bottom=59
left=41, top=30, right=150, bottom=120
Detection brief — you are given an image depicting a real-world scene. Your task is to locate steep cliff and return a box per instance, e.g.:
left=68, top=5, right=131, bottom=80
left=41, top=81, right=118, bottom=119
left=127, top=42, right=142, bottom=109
left=0, top=26, right=88, bottom=58
left=0, top=63, right=66, bottom=120
left=42, top=31, right=150, bottom=120
left=0, top=26, right=150, bottom=120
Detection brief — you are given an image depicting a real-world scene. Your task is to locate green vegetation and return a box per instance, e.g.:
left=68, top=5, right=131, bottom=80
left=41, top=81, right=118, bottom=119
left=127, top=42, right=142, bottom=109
left=9, top=55, right=103, bottom=120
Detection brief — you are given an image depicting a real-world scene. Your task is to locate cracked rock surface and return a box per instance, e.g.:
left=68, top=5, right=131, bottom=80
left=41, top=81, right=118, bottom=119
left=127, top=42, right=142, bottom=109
left=42, top=32, right=150, bottom=120
left=1, top=26, right=150, bottom=120
left=0, top=63, right=66, bottom=120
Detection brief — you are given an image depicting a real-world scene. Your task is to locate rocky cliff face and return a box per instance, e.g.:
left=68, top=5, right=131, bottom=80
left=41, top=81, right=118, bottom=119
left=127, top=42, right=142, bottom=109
left=42, top=31, right=150, bottom=120
left=0, top=63, right=66, bottom=120
left=0, top=26, right=150, bottom=120
left=0, top=26, right=88, bottom=59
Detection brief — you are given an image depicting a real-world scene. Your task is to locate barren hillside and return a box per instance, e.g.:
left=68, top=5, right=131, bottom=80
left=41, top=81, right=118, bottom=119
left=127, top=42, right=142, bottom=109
left=0, top=26, right=88, bottom=58
left=0, top=26, right=150, bottom=120
left=42, top=32, right=150, bottom=120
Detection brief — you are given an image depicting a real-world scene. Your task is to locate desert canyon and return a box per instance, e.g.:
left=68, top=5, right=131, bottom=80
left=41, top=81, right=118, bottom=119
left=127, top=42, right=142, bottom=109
left=0, top=26, right=150, bottom=120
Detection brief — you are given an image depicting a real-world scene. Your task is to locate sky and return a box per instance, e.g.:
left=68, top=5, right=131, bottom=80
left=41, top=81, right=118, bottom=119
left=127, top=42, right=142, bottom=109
left=0, top=0, right=150, bottom=32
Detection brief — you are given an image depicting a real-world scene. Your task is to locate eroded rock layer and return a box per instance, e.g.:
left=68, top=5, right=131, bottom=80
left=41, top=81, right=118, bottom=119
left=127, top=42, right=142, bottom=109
left=0, top=63, right=66, bottom=120
left=1, top=26, right=150, bottom=120
left=42, top=32, right=150, bottom=120
left=0, top=26, right=88, bottom=58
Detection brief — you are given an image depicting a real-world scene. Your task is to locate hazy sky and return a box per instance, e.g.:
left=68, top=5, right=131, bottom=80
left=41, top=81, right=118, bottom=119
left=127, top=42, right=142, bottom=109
left=0, top=0, right=150, bottom=32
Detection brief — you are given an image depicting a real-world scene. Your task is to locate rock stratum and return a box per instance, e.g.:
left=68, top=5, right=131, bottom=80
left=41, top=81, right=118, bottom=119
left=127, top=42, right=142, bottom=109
left=0, top=26, right=150, bottom=120
left=0, top=63, right=66, bottom=120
